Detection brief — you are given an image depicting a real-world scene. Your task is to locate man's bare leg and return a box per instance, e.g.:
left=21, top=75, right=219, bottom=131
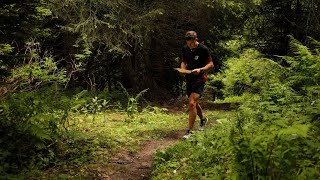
left=188, top=92, right=200, bottom=130
left=198, top=102, right=208, bottom=131
left=196, top=103, right=203, bottom=120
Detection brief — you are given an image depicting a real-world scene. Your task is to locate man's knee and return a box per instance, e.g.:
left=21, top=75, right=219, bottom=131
left=188, top=101, right=197, bottom=109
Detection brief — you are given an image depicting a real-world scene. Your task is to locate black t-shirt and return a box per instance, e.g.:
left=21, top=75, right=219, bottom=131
left=182, top=43, right=211, bottom=83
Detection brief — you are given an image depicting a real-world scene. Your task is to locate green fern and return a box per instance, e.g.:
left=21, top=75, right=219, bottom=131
left=116, top=82, right=148, bottom=118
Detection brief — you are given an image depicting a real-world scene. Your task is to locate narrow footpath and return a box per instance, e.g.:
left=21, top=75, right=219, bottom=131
left=102, top=131, right=184, bottom=180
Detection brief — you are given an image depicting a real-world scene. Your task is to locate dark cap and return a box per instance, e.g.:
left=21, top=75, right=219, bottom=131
left=185, top=31, right=197, bottom=39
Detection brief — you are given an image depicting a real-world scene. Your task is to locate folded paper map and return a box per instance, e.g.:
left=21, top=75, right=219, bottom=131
left=174, top=68, right=192, bottom=74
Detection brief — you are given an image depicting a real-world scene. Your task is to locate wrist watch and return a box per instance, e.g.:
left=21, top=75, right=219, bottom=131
left=200, top=68, right=204, bottom=73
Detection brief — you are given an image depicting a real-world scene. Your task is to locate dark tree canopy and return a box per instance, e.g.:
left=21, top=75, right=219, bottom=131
left=1, top=0, right=319, bottom=97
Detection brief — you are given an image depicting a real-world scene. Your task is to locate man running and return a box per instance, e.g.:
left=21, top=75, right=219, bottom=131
left=180, top=31, right=214, bottom=138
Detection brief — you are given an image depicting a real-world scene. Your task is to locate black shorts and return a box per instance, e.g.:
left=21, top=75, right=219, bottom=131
left=186, top=82, right=205, bottom=97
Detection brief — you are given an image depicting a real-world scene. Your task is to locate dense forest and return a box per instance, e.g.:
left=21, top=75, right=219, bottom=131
left=1, top=0, right=320, bottom=179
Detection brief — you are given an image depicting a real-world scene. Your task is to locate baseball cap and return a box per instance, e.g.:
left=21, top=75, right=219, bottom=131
left=185, top=31, right=197, bottom=40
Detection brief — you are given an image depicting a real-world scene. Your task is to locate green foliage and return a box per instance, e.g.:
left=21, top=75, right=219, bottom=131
left=153, top=112, right=235, bottom=179
left=10, top=57, right=67, bottom=89
left=222, top=49, right=283, bottom=97
left=243, top=0, right=320, bottom=56
left=49, top=0, right=133, bottom=55
left=0, top=87, right=71, bottom=176
left=204, top=74, right=225, bottom=101
left=231, top=38, right=320, bottom=178
left=229, top=100, right=320, bottom=179
left=117, top=82, right=148, bottom=118
left=1, top=0, right=320, bottom=178
left=28, top=106, right=187, bottom=178
left=281, top=36, right=320, bottom=94
left=69, top=90, right=111, bottom=114
left=153, top=38, right=320, bottom=179
left=0, top=44, right=14, bottom=55
left=0, top=37, right=68, bottom=98
left=0, top=84, right=152, bottom=177
left=0, top=0, right=53, bottom=74
left=0, top=44, right=13, bottom=70
left=80, top=97, right=109, bottom=114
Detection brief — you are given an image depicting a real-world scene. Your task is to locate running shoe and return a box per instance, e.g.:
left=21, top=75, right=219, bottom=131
left=199, top=117, right=208, bottom=131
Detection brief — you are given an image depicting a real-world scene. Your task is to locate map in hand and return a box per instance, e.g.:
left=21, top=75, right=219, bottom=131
left=174, top=68, right=192, bottom=74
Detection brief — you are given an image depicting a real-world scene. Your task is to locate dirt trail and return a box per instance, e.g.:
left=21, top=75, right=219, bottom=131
left=95, top=102, right=232, bottom=179
left=103, top=131, right=184, bottom=180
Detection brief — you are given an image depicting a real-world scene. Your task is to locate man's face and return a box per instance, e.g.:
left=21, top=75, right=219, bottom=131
left=186, top=38, right=196, bottom=49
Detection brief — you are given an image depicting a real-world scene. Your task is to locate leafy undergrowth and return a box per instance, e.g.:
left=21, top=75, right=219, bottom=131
left=152, top=38, right=320, bottom=179
left=24, top=107, right=231, bottom=179
left=153, top=104, right=320, bottom=179
left=27, top=107, right=188, bottom=178
left=153, top=112, right=236, bottom=179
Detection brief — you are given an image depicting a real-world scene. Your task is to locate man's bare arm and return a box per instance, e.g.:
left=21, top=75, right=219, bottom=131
left=191, top=59, right=214, bottom=74
left=181, top=61, right=187, bottom=69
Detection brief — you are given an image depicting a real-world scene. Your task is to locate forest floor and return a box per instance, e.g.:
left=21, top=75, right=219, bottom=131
left=39, top=98, right=234, bottom=179
left=91, top=101, right=234, bottom=180
left=104, top=130, right=184, bottom=180
left=100, top=98, right=186, bottom=179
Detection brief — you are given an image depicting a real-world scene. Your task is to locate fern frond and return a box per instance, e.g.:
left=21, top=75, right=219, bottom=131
left=135, top=88, right=149, bottom=101
left=73, top=90, right=88, bottom=100
left=288, top=35, right=312, bottom=58
left=279, top=123, right=310, bottom=137
left=307, top=36, right=320, bottom=51
left=116, top=82, right=130, bottom=98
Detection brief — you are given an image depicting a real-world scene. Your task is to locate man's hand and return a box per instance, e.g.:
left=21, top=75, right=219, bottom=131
left=191, top=68, right=201, bottom=75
